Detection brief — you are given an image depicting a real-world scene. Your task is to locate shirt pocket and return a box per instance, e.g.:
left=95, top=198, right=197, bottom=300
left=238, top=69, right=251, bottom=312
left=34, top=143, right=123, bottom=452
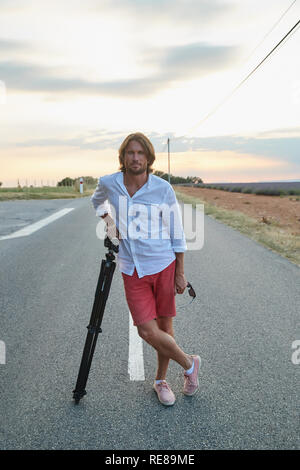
left=133, top=201, right=166, bottom=240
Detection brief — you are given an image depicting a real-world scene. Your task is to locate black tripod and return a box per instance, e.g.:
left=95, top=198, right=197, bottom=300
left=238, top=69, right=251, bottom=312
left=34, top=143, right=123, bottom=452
left=73, top=236, right=119, bottom=404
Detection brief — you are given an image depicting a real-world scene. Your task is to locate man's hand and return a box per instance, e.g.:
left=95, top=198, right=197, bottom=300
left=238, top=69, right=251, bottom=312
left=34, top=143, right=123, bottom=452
left=102, top=213, right=121, bottom=241
left=174, top=272, right=188, bottom=295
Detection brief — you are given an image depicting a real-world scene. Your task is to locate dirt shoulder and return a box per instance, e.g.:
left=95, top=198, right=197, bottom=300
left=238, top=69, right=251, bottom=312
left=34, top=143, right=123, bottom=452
left=176, top=187, right=300, bottom=235
left=175, top=186, right=300, bottom=266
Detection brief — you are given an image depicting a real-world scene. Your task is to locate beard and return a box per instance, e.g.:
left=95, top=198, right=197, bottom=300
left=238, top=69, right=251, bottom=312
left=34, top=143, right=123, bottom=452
left=126, top=163, right=147, bottom=175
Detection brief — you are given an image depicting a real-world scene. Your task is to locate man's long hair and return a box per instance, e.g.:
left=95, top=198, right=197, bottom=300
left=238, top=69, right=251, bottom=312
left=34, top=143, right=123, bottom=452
left=118, top=132, right=156, bottom=174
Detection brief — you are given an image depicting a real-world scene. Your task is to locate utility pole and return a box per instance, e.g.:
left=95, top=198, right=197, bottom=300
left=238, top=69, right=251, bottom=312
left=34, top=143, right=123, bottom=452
left=167, top=137, right=170, bottom=184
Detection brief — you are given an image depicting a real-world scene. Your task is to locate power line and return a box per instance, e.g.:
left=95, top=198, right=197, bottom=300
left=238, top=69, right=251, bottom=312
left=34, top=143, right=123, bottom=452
left=270, top=11, right=300, bottom=54
left=160, top=12, right=300, bottom=172
left=160, top=3, right=298, bottom=147
left=186, top=17, right=300, bottom=133
left=243, top=0, right=297, bottom=64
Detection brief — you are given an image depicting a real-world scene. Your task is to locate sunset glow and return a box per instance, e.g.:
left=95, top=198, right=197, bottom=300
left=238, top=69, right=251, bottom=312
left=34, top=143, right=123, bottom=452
left=0, top=0, right=300, bottom=186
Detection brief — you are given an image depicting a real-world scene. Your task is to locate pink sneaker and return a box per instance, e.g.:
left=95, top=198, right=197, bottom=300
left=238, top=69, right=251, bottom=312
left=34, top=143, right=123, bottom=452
left=183, top=355, right=201, bottom=396
left=153, top=380, right=176, bottom=406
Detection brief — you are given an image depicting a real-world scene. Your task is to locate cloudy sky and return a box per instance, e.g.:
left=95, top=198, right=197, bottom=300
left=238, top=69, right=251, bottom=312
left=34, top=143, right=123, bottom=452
left=0, top=0, right=300, bottom=186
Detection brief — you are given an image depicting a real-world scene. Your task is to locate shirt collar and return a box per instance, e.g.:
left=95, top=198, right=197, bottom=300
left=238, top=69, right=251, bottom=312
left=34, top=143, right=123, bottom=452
left=116, top=171, right=152, bottom=197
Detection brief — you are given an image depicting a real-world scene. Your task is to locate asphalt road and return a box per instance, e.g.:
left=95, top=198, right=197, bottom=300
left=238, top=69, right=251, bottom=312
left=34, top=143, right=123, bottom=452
left=0, top=197, right=299, bottom=450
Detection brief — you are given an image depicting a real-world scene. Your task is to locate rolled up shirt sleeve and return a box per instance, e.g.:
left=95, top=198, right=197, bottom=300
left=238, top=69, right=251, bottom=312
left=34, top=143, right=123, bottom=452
left=163, top=186, right=187, bottom=253
left=90, top=177, right=112, bottom=217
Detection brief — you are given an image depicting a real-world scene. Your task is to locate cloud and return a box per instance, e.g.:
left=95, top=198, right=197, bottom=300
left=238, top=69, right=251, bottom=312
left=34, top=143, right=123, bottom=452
left=0, top=0, right=24, bottom=9
left=0, top=0, right=38, bottom=12
left=0, top=1, right=240, bottom=98
left=257, top=127, right=300, bottom=138
left=0, top=60, right=165, bottom=96
left=13, top=132, right=127, bottom=150
left=167, top=131, right=300, bottom=166
left=92, top=0, right=233, bottom=26
left=145, top=42, right=240, bottom=81
left=0, top=39, right=240, bottom=98
left=5, top=128, right=300, bottom=170
left=8, top=130, right=172, bottom=152
left=0, top=38, right=31, bottom=53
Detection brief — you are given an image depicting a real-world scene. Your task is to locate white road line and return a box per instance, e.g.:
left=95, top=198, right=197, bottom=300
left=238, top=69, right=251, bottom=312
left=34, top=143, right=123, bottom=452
left=0, top=208, right=75, bottom=240
left=0, top=340, right=5, bottom=365
left=128, top=310, right=145, bottom=381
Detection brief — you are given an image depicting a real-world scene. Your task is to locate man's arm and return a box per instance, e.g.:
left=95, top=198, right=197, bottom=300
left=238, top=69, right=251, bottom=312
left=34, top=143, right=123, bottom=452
left=163, top=186, right=188, bottom=295
left=90, top=178, right=119, bottom=240
left=91, top=177, right=111, bottom=217
left=175, top=251, right=184, bottom=274
left=163, top=186, right=187, bottom=253
left=174, top=252, right=188, bottom=295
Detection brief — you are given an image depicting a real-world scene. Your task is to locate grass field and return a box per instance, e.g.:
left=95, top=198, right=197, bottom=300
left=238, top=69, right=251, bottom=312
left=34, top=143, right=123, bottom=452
left=0, top=186, right=95, bottom=201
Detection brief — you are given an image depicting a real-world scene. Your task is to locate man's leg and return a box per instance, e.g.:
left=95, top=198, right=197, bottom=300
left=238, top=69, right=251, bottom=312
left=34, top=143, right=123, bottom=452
left=137, top=319, right=192, bottom=371
left=155, top=317, right=174, bottom=380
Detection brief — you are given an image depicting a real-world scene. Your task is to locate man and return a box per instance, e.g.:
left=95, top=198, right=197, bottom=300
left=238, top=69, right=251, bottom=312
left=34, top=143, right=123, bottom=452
left=91, top=132, right=201, bottom=406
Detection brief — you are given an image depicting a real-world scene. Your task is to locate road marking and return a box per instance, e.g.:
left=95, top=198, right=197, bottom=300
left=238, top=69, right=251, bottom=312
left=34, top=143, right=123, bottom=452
left=0, top=208, right=74, bottom=240
left=0, top=340, right=5, bottom=365
left=128, top=310, right=145, bottom=381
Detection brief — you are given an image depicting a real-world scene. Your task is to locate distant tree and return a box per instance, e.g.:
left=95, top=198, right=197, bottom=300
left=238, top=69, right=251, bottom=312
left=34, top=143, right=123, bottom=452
left=57, top=176, right=98, bottom=187
left=153, top=170, right=165, bottom=178
left=153, top=170, right=203, bottom=184
left=57, top=177, right=75, bottom=187
left=0, top=182, right=2, bottom=187
left=153, top=170, right=167, bottom=181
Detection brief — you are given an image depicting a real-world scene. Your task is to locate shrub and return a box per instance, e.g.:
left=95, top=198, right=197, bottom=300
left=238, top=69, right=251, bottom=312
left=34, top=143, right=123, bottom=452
left=241, top=188, right=253, bottom=194
left=230, top=187, right=243, bottom=193
left=287, top=189, right=300, bottom=195
left=254, top=188, right=284, bottom=196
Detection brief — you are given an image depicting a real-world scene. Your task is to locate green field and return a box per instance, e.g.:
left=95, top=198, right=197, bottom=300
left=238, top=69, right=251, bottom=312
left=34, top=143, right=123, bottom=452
left=0, top=186, right=95, bottom=201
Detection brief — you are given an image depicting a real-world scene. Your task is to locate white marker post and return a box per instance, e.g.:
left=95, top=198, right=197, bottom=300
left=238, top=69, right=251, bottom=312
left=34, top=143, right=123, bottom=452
left=79, top=177, right=83, bottom=194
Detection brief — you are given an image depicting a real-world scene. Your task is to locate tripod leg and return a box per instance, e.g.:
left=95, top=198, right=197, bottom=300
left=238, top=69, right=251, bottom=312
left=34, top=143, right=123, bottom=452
left=73, top=258, right=116, bottom=404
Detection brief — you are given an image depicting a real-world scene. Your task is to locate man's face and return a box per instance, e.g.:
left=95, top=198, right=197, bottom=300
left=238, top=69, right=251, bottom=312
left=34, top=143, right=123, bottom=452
left=124, top=140, right=148, bottom=176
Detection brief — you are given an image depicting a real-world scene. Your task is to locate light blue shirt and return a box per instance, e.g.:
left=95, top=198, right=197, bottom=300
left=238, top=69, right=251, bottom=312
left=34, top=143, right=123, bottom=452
left=90, top=171, right=187, bottom=278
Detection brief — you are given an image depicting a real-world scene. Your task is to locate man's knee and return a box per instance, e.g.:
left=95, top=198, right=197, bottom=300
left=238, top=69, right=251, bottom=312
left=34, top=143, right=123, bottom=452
left=137, top=322, right=158, bottom=342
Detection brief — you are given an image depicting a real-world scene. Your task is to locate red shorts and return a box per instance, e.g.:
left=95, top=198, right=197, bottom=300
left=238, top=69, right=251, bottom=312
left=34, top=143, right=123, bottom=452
left=121, top=260, right=177, bottom=326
